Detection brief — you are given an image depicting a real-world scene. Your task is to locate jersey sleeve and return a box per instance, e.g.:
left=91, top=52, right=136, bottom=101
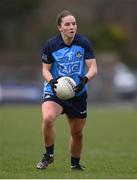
left=83, top=38, right=95, bottom=59
left=41, top=41, right=53, bottom=64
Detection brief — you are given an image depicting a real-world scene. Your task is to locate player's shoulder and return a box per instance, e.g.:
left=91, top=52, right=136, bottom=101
left=42, top=34, right=61, bottom=53
left=76, top=34, right=92, bottom=47
left=76, top=34, right=90, bottom=42
left=43, top=35, right=59, bottom=48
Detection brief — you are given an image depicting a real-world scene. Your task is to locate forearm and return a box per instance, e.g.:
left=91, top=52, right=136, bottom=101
left=85, top=65, right=97, bottom=80
left=42, top=63, right=53, bottom=82
left=85, top=59, right=97, bottom=81
left=43, top=69, right=53, bottom=82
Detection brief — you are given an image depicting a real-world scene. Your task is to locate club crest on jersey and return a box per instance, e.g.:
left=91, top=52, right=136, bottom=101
left=76, top=51, right=82, bottom=59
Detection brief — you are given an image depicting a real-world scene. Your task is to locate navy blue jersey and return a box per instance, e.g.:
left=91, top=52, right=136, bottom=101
left=42, top=34, right=95, bottom=96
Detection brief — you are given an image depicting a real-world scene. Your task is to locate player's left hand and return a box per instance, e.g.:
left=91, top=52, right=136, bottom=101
left=74, top=76, right=88, bottom=94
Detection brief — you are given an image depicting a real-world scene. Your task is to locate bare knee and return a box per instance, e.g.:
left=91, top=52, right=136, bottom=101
left=43, top=113, right=55, bottom=129
left=42, top=101, right=63, bottom=129
left=71, top=130, right=83, bottom=141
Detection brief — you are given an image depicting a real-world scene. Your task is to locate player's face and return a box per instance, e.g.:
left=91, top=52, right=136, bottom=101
left=58, top=15, right=77, bottom=39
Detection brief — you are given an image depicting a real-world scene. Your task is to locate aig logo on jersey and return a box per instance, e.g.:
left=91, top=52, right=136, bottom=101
left=76, top=51, right=82, bottom=60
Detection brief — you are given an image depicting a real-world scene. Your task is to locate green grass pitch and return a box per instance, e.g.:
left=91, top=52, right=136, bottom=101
left=0, top=104, right=136, bottom=179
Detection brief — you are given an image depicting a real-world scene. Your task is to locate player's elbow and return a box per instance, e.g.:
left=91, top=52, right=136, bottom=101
left=91, top=59, right=98, bottom=76
left=94, top=66, right=98, bottom=76
left=95, top=67, right=98, bottom=75
left=42, top=71, right=46, bottom=80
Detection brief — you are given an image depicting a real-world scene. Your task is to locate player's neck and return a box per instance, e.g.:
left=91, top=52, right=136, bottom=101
left=61, top=34, right=74, bottom=46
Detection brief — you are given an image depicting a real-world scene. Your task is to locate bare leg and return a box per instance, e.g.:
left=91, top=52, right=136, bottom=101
left=67, top=117, right=86, bottom=157
left=42, top=101, right=63, bottom=147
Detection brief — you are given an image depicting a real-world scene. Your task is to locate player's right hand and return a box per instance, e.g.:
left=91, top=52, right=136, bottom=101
left=49, top=79, right=58, bottom=90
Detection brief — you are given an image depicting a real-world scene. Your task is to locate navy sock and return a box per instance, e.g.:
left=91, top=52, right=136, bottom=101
left=71, top=156, right=80, bottom=166
left=45, top=144, right=54, bottom=156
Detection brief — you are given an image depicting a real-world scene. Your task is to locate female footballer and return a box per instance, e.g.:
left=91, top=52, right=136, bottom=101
left=37, top=10, right=97, bottom=171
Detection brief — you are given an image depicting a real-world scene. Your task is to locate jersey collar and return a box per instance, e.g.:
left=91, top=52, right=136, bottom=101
left=58, top=33, right=79, bottom=46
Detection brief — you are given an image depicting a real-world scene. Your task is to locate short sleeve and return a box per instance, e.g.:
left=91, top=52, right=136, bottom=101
left=83, top=38, right=95, bottom=59
left=41, top=41, right=53, bottom=64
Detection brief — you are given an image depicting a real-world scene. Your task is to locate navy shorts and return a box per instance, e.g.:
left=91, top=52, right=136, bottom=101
left=42, top=92, right=87, bottom=118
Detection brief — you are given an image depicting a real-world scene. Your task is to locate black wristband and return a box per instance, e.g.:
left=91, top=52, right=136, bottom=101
left=83, top=76, right=88, bottom=84
left=49, top=79, right=54, bottom=84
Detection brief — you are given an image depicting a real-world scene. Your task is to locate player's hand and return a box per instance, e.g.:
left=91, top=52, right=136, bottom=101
left=74, top=76, right=88, bottom=94
left=49, top=79, right=58, bottom=91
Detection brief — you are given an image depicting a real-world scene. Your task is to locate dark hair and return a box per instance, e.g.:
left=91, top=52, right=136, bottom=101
left=57, top=10, right=75, bottom=26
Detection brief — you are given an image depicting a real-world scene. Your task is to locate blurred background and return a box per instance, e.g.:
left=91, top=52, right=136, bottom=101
left=0, top=1, right=137, bottom=178
left=0, top=0, right=137, bottom=105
